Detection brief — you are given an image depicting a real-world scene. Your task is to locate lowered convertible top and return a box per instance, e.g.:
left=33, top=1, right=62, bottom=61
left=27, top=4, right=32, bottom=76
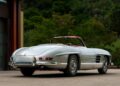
left=54, top=36, right=81, bottom=39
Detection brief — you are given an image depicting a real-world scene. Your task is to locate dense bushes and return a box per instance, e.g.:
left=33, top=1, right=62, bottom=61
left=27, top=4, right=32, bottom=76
left=24, top=0, right=120, bottom=67
left=105, top=40, right=120, bottom=67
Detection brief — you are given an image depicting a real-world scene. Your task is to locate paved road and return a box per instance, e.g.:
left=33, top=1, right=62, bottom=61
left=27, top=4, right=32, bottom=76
left=0, top=69, right=120, bottom=86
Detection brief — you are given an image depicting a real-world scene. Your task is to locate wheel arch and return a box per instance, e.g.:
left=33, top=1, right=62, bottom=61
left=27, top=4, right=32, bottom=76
left=104, top=55, right=111, bottom=65
left=96, top=54, right=111, bottom=65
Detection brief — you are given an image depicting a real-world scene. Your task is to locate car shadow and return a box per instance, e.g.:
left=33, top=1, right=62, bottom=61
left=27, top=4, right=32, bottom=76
left=13, top=72, right=116, bottom=78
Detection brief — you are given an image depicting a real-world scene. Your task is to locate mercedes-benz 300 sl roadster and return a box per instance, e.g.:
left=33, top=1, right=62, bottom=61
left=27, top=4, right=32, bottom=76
left=9, top=36, right=112, bottom=76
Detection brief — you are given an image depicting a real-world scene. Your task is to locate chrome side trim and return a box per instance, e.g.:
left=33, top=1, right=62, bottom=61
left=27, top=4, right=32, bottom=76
left=36, top=61, right=67, bottom=69
left=80, top=63, right=103, bottom=70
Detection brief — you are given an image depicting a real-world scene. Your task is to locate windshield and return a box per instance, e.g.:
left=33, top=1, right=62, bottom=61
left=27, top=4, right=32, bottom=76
left=51, top=38, right=84, bottom=46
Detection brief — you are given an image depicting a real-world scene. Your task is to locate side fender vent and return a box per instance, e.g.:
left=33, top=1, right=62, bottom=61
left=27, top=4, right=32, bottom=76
left=96, top=55, right=100, bottom=63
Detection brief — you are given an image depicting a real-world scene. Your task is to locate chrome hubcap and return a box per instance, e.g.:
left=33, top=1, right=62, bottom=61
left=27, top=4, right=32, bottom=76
left=103, top=61, right=108, bottom=72
left=70, top=58, right=77, bottom=74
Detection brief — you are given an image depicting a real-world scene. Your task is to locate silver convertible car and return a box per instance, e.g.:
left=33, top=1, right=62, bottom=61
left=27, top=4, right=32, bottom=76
left=9, top=36, right=112, bottom=76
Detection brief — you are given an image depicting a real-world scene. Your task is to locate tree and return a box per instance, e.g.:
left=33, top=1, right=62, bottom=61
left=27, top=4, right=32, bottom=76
left=110, top=6, right=120, bottom=37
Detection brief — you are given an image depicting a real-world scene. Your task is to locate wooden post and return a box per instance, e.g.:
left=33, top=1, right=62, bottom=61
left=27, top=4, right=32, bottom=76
left=11, top=0, right=17, bottom=52
left=9, top=0, right=23, bottom=54
left=17, top=0, right=24, bottom=47
left=20, top=10, right=24, bottom=47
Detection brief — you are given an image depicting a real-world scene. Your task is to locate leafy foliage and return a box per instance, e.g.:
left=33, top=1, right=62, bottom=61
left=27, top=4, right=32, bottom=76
left=24, top=0, right=120, bottom=66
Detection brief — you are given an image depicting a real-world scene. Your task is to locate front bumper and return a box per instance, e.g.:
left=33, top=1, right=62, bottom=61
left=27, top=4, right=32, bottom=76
left=9, top=60, right=67, bottom=69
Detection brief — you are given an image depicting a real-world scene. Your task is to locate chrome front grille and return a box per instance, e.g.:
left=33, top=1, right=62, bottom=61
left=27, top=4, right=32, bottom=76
left=15, top=62, right=32, bottom=65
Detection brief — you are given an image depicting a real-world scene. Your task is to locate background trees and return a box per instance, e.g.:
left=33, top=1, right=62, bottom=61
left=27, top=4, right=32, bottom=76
left=24, top=0, right=120, bottom=67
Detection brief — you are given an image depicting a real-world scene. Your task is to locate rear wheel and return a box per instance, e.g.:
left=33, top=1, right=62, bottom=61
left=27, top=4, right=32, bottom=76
left=63, top=55, right=78, bottom=76
left=98, top=57, right=108, bottom=74
left=20, top=68, right=35, bottom=76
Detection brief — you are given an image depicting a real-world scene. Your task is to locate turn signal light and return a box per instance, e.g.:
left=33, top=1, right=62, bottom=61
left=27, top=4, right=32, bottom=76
left=39, top=57, right=42, bottom=60
left=46, top=57, right=53, bottom=60
left=39, top=57, right=53, bottom=61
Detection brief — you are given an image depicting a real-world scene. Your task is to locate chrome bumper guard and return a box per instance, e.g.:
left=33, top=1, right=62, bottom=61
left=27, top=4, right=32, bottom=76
left=9, top=60, right=67, bottom=69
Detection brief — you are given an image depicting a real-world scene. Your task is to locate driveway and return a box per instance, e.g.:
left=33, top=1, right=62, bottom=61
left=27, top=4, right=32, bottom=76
left=0, top=69, right=119, bottom=86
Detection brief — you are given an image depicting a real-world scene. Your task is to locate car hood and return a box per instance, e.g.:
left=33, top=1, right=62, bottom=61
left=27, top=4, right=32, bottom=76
left=13, top=44, right=65, bottom=56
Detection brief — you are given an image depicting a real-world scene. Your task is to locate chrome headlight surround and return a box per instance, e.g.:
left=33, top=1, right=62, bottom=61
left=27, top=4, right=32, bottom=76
left=32, top=57, right=37, bottom=66
left=8, top=56, right=17, bottom=68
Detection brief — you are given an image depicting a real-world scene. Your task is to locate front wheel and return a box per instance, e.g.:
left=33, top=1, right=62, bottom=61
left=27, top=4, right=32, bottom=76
left=63, top=55, right=78, bottom=76
left=98, top=57, right=108, bottom=74
left=20, top=68, right=35, bottom=76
